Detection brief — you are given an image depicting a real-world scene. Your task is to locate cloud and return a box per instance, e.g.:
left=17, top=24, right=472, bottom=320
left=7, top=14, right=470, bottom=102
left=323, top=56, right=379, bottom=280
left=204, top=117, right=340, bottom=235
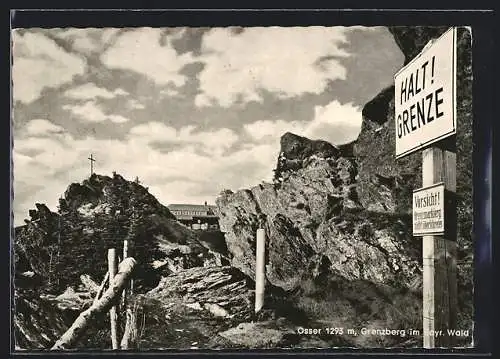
left=159, top=88, right=180, bottom=97
left=13, top=142, right=94, bottom=226
left=348, top=26, right=384, bottom=32
left=64, top=83, right=129, bottom=100
left=101, top=28, right=193, bottom=87
left=128, top=122, right=176, bottom=140
left=14, top=100, right=362, bottom=225
left=114, top=88, right=129, bottom=96
left=195, top=26, right=351, bottom=107
left=244, top=118, right=304, bottom=142
left=244, top=100, right=362, bottom=145
left=128, top=122, right=239, bottom=156
left=12, top=121, right=267, bottom=225
left=107, top=114, right=130, bottom=124
left=52, top=28, right=121, bottom=55
left=13, top=125, right=83, bottom=224
left=12, top=26, right=395, bottom=227
left=127, top=99, right=146, bottom=110
left=306, top=101, right=362, bottom=144
left=12, top=30, right=87, bottom=104
left=62, top=101, right=131, bottom=123
left=144, top=141, right=278, bottom=202
left=24, top=119, right=65, bottom=137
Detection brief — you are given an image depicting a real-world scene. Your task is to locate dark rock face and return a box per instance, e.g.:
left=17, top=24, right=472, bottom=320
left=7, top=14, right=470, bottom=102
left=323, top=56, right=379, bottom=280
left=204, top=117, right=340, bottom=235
left=217, top=133, right=420, bottom=290
left=389, top=27, right=450, bottom=64
left=274, top=132, right=352, bottom=182
left=355, top=27, right=473, bottom=323
left=358, top=27, right=472, bottom=217
left=13, top=290, right=71, bottom=350
left=279, top=132, right=341, bottom=162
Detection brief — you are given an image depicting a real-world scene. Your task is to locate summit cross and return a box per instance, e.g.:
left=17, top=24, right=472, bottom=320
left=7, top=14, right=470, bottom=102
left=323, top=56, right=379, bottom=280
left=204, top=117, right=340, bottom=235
left=88, top=154, right=96, bottom=176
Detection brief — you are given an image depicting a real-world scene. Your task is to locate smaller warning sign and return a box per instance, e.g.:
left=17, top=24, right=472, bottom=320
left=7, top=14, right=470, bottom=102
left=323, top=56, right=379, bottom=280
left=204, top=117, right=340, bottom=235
left=413, top=182, right=445, bottom=236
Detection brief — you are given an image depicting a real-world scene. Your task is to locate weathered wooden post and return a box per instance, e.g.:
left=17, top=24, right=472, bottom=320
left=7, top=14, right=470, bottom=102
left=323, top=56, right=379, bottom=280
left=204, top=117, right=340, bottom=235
left=394, top=27, right=458, bottom=348
left=120, top=306, right=137, bottom=350
left=421, top=146, right=457, bottom=348
left=255, top=228, right=266, bottom=313
left=108, top=248, right=119, bottom=349
left=122, top=240, right=129, bottom=306
left=119, top=238, right=138, bottom=349
left=123, top=240, right=128, bottom=259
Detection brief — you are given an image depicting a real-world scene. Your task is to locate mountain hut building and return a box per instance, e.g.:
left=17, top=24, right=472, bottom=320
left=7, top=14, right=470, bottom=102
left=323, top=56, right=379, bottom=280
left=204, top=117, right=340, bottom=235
left=167, top=202, right=219, bottom=231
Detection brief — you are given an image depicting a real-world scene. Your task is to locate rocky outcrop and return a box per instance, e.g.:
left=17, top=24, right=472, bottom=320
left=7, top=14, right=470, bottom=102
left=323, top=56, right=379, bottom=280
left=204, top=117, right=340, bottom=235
left=357, top=26, right=474, bottom=330
left=216, top=27, right=472, bottom=299
left=389, top=26, right=451, bottom=64
left=145, top=266, right=255, bottom=321
left=129, top=265, right=301, bottom=350
left=217, top=132, right=420, bottom=291
left=14, top=173, right=218, bottom=295
left=14, top=289, right=76, bottom=350
left=217, top=321, right=295, bottom=348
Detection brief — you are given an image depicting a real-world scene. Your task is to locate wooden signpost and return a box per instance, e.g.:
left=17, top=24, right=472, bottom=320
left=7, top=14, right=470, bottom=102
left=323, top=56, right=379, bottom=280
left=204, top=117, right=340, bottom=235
left=122, top=239, right=129, bottom=306
left=107, top=248, right=119, bottom=349
left=255, top=228, right=266, bottom=313
left=394, top=27, right=458, bottom=348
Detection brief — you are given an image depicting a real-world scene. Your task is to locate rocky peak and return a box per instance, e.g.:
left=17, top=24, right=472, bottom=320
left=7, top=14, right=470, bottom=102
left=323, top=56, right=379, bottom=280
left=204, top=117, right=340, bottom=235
left=13, top=27, right=473, bottom=350
left=15, top=173, right=219, bottom=295
left=279, top=132, right=340, bottom=161
left=60, top=173, right=174, bottom=220
left=274, top=132, right=353, bottom=183
left=217, top=126, right=420, bottom=291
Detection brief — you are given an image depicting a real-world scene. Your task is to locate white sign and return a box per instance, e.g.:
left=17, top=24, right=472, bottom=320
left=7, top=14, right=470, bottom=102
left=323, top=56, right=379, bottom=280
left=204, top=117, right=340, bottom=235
left=394, top=27, right=457, bottom=158
left=413, top=182, right=445, bottom=236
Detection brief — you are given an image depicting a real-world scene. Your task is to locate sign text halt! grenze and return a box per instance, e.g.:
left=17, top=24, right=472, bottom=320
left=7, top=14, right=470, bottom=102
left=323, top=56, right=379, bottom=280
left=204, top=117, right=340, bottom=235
left=394, top=28, right=457, bottom=158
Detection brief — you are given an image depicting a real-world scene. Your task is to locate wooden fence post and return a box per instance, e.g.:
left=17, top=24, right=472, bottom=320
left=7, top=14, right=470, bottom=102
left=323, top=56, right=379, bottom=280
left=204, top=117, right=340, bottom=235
left=120, top=306, right=137, bottom=350
left=255, top=228, right=266, bottom=313
left=108, top=248, right=119, bottom=349
left=122, top=240, right=129, bottom=307
left=422, top=146, right=457, bottom=348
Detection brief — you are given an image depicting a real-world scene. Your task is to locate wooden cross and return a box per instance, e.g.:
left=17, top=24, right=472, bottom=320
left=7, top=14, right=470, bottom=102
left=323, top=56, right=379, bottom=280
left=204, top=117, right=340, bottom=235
left=88, top=154, right=96, bottom=176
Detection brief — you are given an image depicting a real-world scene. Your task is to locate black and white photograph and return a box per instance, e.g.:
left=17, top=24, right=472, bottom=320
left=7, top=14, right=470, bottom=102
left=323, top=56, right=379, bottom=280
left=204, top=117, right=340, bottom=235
left=11, top=19, right=475, bottom=351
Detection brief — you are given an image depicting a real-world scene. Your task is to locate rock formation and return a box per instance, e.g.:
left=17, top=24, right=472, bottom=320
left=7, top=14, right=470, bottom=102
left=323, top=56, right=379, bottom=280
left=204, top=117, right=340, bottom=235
left=216, top=27, right=473, bottom=323
left=217, top=130, right=420, bottom=290
left=14, top=173, right=223, bottom=348
left=14, top=173, right=219, bottom=295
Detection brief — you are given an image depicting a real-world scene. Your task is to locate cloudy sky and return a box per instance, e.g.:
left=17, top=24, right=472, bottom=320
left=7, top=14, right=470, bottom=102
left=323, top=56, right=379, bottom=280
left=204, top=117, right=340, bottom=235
left=12, top=26, right=404, bottom=225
